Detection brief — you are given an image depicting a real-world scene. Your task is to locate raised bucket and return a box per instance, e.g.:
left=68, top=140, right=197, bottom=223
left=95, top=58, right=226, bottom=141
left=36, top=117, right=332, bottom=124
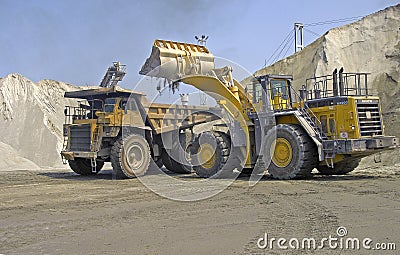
left=139, top=39, right=215, bottom=81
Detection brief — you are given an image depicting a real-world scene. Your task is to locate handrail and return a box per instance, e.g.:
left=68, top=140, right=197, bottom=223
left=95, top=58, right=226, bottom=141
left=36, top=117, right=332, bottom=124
left=290, top=85, right=324, bottom=129
left=305, top=72, right=371, bottom=100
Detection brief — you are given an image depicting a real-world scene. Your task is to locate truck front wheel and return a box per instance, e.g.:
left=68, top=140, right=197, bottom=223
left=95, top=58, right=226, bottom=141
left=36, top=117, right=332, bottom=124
left=111, top=134, right=151, bottom=179
left=68, top=158, right=104, bottom=175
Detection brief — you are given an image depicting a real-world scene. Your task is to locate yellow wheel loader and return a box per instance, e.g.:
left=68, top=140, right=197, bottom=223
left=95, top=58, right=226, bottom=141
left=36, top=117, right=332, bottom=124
left=140, top=39, right=398, bottom=179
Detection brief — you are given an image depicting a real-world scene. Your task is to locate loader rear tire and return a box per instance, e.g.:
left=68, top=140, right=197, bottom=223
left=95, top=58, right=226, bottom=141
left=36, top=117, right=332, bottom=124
left=68, top=158, right=104, bottom=175
left=111, top=134, right=151, bottom=179
left=317, top=158, right=361, bottom=175
left=265, top=124, right=318, bottom=180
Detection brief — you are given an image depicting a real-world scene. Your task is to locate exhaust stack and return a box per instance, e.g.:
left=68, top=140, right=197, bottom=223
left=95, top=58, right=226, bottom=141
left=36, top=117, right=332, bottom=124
left=332, top=68, right=338, bottom=96
left=338, top=67, right=344, bottom=96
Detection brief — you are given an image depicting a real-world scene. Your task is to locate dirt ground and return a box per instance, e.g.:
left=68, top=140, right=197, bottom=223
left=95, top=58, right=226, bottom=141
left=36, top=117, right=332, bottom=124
left=0, top=165, right=399, bottom=255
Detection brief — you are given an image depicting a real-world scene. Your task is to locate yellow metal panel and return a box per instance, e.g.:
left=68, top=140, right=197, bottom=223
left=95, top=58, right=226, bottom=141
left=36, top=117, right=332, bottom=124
left=307, top=96, right=383, bottom=140
left=74, top=119, right=97, bottom=125
left=276, top=115, right=299, bottom=125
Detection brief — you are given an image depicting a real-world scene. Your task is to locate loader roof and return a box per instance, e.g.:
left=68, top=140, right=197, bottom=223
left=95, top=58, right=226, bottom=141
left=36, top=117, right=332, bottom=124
left=64, top=86, right=144, bottom=100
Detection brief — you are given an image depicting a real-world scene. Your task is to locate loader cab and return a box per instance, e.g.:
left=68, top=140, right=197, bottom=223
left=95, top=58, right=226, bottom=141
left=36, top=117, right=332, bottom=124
left=253, top=75, right=293, bottom=111
left=270, top=79, right=290, bottom=110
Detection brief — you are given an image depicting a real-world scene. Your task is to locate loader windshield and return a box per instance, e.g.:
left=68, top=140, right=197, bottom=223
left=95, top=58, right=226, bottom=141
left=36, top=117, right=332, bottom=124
left=270, top=80, right=288, bottom=99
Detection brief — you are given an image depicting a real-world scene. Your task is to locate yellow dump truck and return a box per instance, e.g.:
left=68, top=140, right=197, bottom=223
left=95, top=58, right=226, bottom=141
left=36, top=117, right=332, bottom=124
left=61, top=63, right=219, bottom=178
left=140, top=39, right=398, bottom=179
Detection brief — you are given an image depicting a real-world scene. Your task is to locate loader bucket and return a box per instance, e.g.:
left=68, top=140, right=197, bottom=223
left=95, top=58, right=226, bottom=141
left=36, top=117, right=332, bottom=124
left=139, top=39, right=215, bottom=81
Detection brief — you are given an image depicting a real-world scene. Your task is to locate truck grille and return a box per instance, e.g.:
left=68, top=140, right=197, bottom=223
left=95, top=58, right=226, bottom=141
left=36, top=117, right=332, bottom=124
left=356, top=100, right=383, bottom=137
left=69, top=124, right=91, bottom=151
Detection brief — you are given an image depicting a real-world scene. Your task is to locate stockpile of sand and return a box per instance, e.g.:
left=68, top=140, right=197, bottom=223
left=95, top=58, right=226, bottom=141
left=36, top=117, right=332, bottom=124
left=0, top=73, right=79, bottom=171
left=252, top=4, right=400, bottom=167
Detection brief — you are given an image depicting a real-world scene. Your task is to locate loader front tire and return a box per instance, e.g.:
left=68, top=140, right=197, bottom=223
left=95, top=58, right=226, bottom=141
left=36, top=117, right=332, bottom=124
left=265, top=124, right=318, bottom=180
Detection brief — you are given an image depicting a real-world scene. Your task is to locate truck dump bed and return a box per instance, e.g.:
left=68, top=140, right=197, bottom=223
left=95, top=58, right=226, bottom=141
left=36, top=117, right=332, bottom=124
left=144, top=102, right=220, bottom=134
left=64, top=86, right=220, bottom=134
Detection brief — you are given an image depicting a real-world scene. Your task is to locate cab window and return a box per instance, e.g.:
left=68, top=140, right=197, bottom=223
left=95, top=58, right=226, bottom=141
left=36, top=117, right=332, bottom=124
left=117, top=99, right=138, bottom=112
left=270, top=80, right=288, bottom=99
left=253, top=83, right=262, bottom=103
left=104, top=98, right=117, bottom=112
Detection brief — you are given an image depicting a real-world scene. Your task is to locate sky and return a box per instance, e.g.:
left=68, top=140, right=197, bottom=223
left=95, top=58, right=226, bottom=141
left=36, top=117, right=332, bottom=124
left=0, top=0, right=398, bottom=90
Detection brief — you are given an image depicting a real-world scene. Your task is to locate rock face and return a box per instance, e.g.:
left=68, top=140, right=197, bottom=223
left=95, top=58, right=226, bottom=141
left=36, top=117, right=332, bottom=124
left=0, top=73, right=79, bottom=170
left=253, top=4, right=400, bottom=167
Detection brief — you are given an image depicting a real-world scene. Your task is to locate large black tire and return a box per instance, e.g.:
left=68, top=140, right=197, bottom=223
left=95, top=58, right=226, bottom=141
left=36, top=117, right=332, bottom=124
left=192, top=131, right=231, bottom=178
left=265, top=124, right=318, bottom=180
left=161, top=150, right=191, bottom=174
left=317, top=158, right=361, bottom=175
left=68, top=158, right=104, bottom=175
left=161, top=150, right=174, bottom=171
left=162, top=146, right=194, bottom=173
left=161, top=133, right=192, bottom=174
left=217, top=131, right=247, bottom=175
left=111, top=134, right=151, bottom=179
left=155, top=157, right=164, bottom=168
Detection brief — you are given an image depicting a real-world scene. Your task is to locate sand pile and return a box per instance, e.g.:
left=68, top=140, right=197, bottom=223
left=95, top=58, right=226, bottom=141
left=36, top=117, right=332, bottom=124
left=252, top=4, right=400, bottom=167
left=0, top=73, right=79, bottom=170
